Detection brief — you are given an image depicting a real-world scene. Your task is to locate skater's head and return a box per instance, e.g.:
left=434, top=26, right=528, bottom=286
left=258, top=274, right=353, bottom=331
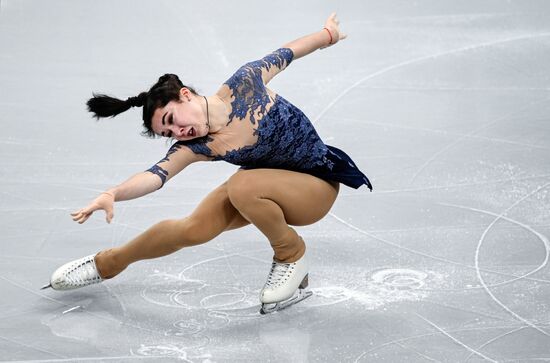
left=86, top=74, right=204, bottom=140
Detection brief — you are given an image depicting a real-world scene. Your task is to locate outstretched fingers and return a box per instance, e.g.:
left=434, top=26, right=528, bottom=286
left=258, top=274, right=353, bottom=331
left=71, top=209, right=92, bottom=224
left=106, top=208, right=114, bottom=224
left=324, top=12, right=346, bottom=44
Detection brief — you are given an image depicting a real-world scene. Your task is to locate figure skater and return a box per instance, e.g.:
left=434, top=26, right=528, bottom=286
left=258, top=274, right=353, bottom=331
left=43, top=13, right=372, bottom=314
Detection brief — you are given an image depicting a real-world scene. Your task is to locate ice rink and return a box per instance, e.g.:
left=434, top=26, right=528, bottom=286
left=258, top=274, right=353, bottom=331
left=1, top=0, right=550, bottom=361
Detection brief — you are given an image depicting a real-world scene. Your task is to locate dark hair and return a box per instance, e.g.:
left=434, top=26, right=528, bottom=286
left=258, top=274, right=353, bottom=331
left=86, top=74, right=197, bottom=137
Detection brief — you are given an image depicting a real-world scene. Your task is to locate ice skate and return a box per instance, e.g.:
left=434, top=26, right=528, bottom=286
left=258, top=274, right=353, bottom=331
left=259, top=253, right=312, bottom=314
left=41, top=254, right=103, bottom=291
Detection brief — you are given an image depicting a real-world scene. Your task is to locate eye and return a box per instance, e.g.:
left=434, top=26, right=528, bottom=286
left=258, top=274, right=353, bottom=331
left=168, top=114, right=173, bottom=125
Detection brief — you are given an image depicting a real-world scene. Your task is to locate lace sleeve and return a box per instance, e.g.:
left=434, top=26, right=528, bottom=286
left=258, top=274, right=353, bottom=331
left=225, top=48, right=294, bottom=88
left=256, top=48, right=294, bottom=84
left=223, top=48, right=294, bottom=125
left=145, top=142, right=208, bottom=188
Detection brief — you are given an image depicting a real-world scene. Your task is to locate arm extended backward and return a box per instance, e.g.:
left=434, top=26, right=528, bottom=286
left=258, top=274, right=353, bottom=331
left=283, top=13, right=346, bottom=60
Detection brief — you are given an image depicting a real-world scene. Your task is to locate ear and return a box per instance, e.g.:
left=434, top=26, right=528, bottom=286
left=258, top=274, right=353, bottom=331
left=179, top=87, right=192, bottom=101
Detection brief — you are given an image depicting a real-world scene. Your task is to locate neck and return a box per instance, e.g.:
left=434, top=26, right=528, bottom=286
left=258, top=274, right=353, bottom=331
left=202, top=95, right=228, bottom=134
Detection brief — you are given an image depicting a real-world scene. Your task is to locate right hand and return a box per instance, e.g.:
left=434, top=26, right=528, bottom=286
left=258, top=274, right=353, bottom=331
left=322, top=13, right=347, bottom=48
left=71, top=192, right=115, bottom=224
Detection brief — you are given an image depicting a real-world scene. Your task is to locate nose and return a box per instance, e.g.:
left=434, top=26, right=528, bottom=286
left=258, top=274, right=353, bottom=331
left=175, top=126, right=186, bottom=137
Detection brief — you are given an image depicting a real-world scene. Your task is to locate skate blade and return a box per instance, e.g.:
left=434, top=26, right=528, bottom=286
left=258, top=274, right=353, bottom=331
left=40, top=283, right=52, bottom=290
left=260, top=289, right=313, bottom=315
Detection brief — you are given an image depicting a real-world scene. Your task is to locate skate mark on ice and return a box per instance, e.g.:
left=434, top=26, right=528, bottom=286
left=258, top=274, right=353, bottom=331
left=305, top=287, right=351, bottom=308
left=102, top=206, right=130, bottom=315
left=312, top=32, right=550, bottom=126
left=370, top=268, right=428, bottom=290
left=140, top=249, right=269, bottom=312
left=61, top=306, right=81, bottom=314
left=415, top=313, right=498, bottom=362
left=0, top=355, right=173, bottom=362
left=328, top=115, right=550, bottom=151
left=353, top=323, right=550, bottom=362
left=0, top=334, right=66, bottom=359
left=218, top=237, right=245, bottom=292
left=409, top=98, right=548, bottom=184
left=132, top=344, right=193, bottom=362
left=208, top=304, right=263, bottom=318
left=0, top=276, right=167, bottom=339
left=176, top=247, right=271, bottom=280
left=306, top=270, right=430, bottom=310
left=464, top=326, right=527, bottom=362
left=199, top=291, right=247, bottom=309
left=133, top=341, right=219, bottom=362
left=348, top=220, right=550, bottom=236
left=33, top=210, right=65, bottom=255
left=135, top=335, right=210, bottom=354
left=357, top=85, right=550, bottom=92
left=441, top=192, right=550, bottom=286
left=339, top=174, right=550, bottom=197
left=424, top=299, right=515, bottom=323
left=392, top=343, right=441, bottom=363
left=140, top=273, right=207, bottom=309
left=442, top=182, right=550, bottom=337
left=329, top=212, right=550, bottom=286
left=164, top=315, right=230, bottom=337
left=0, top=224, right=131, bottom=243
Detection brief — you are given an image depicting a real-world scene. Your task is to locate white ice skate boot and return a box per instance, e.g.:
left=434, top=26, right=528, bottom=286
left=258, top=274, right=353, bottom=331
left=259, top=253, right=312, bottom=314
left=41, top=254, right=103, bottom=291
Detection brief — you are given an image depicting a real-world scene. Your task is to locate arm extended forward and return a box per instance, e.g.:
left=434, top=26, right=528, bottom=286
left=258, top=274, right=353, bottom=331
left=70, top=171, right=162, bottom=224
left=71, top=143, right=204, bottom=224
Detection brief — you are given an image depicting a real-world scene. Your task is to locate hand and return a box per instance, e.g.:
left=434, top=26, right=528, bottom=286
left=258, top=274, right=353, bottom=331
left=71, top=192, right=115, bottom=224
left=322, top=12, right=347, bottom=48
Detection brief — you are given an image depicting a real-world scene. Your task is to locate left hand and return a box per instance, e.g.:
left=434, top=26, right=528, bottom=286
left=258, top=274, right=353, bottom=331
left=322, top=13, right=347, bottom=48
left=70, top=192, right=115, bottom=224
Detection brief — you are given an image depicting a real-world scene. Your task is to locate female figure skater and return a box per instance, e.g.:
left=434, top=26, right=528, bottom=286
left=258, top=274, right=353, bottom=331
left=43, top=13, right=372, bottom=314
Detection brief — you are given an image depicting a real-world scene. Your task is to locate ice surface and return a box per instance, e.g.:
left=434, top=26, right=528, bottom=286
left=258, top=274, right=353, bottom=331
left=1, top=0, right=550, bottom=361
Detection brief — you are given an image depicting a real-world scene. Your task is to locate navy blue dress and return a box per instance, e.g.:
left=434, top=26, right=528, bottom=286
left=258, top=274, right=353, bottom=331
left=148, top=48, right=372, bottom=190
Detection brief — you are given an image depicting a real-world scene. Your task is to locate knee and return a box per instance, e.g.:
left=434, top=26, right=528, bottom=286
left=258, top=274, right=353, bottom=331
left=226, top=171, right=260, bottom=210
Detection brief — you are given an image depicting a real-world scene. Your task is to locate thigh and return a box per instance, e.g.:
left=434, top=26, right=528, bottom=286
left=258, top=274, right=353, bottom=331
left=228, top=169, right=340, bottom=226
left=188, top=182, right=250, bottom=233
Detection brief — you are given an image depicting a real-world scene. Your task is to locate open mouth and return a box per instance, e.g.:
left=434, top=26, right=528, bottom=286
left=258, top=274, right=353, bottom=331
left=187, top=128, right=195, bottom=137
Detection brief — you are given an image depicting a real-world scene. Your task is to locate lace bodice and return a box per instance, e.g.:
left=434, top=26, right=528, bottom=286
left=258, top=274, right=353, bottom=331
left=147, top=48, right=372, bottom=190
left=162, top=49, right=331, bottom=166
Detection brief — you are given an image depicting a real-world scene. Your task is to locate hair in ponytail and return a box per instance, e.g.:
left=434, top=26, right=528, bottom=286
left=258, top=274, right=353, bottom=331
left=86, top=74, right=197, bottom=138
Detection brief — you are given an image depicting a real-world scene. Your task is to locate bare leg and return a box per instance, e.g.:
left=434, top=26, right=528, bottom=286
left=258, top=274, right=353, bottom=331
left=226, top=169, right=339, bottom=263
left=95, top=182, right=249, bottom=278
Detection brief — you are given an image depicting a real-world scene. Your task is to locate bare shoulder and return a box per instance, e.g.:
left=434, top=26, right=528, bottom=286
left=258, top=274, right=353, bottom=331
left=215, top=83, right=232, bottom=101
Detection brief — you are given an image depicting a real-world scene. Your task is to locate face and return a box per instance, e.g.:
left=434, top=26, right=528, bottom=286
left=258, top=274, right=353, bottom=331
left=151, top=88, right=208, bottom=141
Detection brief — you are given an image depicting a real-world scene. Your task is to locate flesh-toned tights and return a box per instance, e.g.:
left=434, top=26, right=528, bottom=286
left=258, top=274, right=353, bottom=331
left=95, top=168, right=340, bottom=279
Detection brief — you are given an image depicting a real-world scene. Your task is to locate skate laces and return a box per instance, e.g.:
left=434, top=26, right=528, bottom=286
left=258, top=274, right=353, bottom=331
left=265, top=262, right=293, bottom=288
left=66, top=258, right=100, bottom=286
